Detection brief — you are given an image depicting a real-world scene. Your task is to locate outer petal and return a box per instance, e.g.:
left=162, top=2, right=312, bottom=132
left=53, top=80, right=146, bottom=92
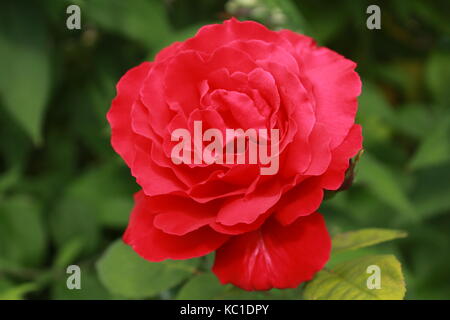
left=279, top=29, right=361, bottom=149
left=302, top=47, right=361, bottom=149
left=320, top=124, right=363, bottom=190
left=124, top=191, right=229, bottom=261
left=132, top=138, right=187, bottom=196
left=182, top=18, right=290, bottom=55
left=212, top=212, right=331, bottom=290
left=106, top=62, right=152, bottom=167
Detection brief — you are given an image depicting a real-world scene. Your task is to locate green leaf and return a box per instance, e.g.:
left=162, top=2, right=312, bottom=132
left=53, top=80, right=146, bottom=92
left=0, top=2, right=52, bottom=144
left=393, top=104, right=435, bottom=139
left=409, top=116, right=450, bottom=170
left=0, top=107, right=31, bottom=170
left=176, top=273, right=229, bottom=300
left=412, top=164, right=450, bottom=219
left=53, top=238, right=85, bottom=269
left=332, top=229, right=407, bottom=254
left=304, top=255, right=406, bottom=300
left=175, top=268, right=301, bottom=300
left=0, top=282, right=39, bottom=300
left=85, top=0, right=172, bottom=48
left=51, top=271, right=111, bottom=300
left=356, top=82, right=394, bottom=147
left=49, top=196, right=101, bottom=255
left=220, top=287, right=301, bottom=300
left=426, top=52, right=450, bottom=106
left=357, top=153, right=417, bottom=221
left=0, top=195, right=46, bottom=267
left=65, top=163, right=135, bottom=228
left=96, top=240, right=199, bottom=299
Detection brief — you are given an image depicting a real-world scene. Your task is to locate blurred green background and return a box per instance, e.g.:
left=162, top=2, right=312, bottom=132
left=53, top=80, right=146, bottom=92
left=0, top=0, right=449, bottom=300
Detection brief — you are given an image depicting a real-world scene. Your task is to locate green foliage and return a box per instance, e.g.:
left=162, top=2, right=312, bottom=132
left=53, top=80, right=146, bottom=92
left=96, top=240, right=199, bottom=299
left=0, top=282, right=40, bottom=300
left=426, top=52, right=450, bottom=106
left=63, top=162, right=135, bottom=228
left=357, top=153, right=417, bottom=222
left=332, top=228, right=407, bottom=254
left=176, top=273, right=301, bottom=300
left=0, top=0, right=449, bottom=300
left=50, top=196, right=101, bottom=255
left=83, top=0, right=172, bottom=49
left=51, top=271, right=111, bottom=300
left=409, top=116, right=450, bottom=170
left=0, top=1, right=52, bottom=145
left=0, top=196, right=46, bottom=267
left=176, top=273, right=230, bottom=300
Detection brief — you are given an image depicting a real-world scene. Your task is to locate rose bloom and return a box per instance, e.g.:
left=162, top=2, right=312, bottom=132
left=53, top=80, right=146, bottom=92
left=107, top=18, right=362, bottom=291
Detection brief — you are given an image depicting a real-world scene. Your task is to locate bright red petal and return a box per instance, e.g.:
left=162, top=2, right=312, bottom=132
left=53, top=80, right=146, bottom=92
left=274, top=178, right=324, bottom=225
left=106, top=62, right=151, bottom=167
left=212, top=212, right=331, bottom=290
left=124, top=191, right=229, bottom=261
left=320, top=124, right=363, bottom=190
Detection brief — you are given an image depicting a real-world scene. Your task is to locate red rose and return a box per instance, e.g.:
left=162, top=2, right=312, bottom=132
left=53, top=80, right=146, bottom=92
left=107, top=18, right=362, bottom=290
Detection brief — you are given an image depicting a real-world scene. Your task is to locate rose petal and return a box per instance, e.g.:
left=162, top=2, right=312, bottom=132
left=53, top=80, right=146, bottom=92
left=182, top=18, right=290, bottom=55
left=216, top=180, right=282, bottom=226
left=212, top=212, right=331, bottom=290
left=151, top=195, right=218, bottom=235
left=124, top=191, right=229, bottom=261
left=107, top=62, right=152, bottom=167
left=274, top=178, right=324, bottom=225
left=320, top=124, right=363, bottom=190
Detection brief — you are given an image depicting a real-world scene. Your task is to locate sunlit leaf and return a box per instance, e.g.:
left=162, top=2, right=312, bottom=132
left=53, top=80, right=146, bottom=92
left=304, top=255, right=406, bottom=300
left=332, top=229, right=407, bottom=254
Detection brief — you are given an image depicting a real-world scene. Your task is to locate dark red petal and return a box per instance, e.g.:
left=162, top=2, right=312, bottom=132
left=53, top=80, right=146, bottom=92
left=124, top=191, right=229, bottom=261
left=212, top=212, right=331, bottom=290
